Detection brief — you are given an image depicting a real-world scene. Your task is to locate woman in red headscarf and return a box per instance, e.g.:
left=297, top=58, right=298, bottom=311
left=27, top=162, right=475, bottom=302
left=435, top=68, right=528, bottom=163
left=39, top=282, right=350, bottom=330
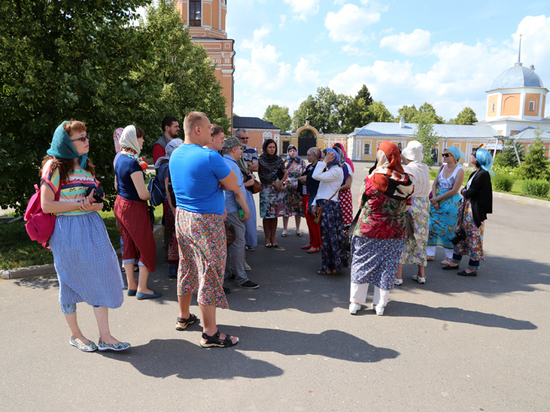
left=349, top=141, right=413, bottom=316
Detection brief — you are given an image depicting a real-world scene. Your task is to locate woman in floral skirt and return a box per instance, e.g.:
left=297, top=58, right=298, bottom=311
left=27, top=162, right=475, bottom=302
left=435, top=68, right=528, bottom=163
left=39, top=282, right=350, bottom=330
left=282, top=145, right=306, bottom=237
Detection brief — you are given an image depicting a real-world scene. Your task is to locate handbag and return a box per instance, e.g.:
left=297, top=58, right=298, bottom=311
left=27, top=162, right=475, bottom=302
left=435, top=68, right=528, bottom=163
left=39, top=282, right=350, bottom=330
left=225, top=223, right=236, bottom=246
left=247, top=179, right=262, bottom=194
left=344, top=209, right=361, bottom=252
left=405, top=210, right=415, bottom=238
left=314, top=190, right=339, bottom=225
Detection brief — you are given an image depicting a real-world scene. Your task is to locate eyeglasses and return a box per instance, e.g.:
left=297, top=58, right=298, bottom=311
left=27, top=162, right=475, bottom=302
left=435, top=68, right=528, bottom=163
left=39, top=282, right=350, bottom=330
left=71, top=135, right=89, bottom=143
left=442, top=153, right=450, bottom=158
left=239, top=137, right=249, bottom=140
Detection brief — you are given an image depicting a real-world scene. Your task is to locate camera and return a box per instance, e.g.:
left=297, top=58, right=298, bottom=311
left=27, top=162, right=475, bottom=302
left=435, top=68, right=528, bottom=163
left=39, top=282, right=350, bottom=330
left=85, top=186, right=105, bottom=203
left=451, top=228, right=467, bottom=245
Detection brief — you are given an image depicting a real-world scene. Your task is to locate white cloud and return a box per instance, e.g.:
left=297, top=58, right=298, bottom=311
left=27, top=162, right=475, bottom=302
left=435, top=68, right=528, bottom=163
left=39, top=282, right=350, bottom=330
left=279, top=14, right=287, bottom=28
left=380, top=29, right=431, bottom=56
left=241, top=26, right=270, bottom=49
left=325, top=4, right=380, bottom=43
left=340, top=45, right=370, bottom=57
left=283, top=0, right=319, bottom=21
left=294, top=58, right=321, bottom=87
left=515, top=15, right=550, bottom=75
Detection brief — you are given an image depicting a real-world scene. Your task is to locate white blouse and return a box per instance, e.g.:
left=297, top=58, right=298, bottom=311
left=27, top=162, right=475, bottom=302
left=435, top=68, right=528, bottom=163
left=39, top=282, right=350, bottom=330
left=404, top=161, right=431, bottom=198
left=312, top=161, right=344, bottom=206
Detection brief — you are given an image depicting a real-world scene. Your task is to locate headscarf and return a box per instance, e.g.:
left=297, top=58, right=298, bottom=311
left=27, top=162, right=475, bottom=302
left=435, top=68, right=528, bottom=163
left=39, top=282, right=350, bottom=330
left=333, top=142, right=354, bottom=172
left=307, top=147, right=322, bottom=160
left=475, top=148, right=495, bottom=176
left=258, top=139, right=285, bottom=184
left=447, top=146, right=463, bottom=162
left=120, top=125, right=147, bottom=170
left=47, top=121, right=88, bottom=169
left=324, top=148, right=341, bottom=169
left=284, top=144, right=302, bottom=169
left=154, top=138, right=183, bottom=169
left=369, top=141, right=413, bottom=200
left=113, top=128, right=123, bottom=153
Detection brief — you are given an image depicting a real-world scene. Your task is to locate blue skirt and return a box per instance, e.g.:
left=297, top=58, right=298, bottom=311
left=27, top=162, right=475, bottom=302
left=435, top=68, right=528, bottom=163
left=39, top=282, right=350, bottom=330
left=50, top=212, right=124, bottom=308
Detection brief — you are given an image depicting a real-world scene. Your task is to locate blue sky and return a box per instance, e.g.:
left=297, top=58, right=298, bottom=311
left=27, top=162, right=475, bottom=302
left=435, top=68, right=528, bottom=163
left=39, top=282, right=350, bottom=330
left=224, top=0, right=550, bottom=123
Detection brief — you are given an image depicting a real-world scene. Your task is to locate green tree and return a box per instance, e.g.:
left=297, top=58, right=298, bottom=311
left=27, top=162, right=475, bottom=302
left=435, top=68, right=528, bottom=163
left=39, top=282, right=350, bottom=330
left=502, top=139, right=524, bottom=167
left=368, top=101, right=393, bottom=123
left=395, top=102, right=444, bottom=124
left=292, top=87, right=347, bottom=134
left=395, top=105, right=418, bottom=123
left=355, top=84, right=373, bottom=107
left=0, top=0, right=228, bottom=214
left=521, top=129, right=549, bottom=179
left=450, top=107, right=478, bottom=125
left=263, top=105, right=292, bottom=133
left=413, top=119, right=440, bottom=166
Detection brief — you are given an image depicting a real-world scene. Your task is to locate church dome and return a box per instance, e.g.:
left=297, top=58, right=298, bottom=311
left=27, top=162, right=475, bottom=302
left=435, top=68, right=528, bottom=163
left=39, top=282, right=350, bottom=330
left=490, top=63, right=544, bottom=90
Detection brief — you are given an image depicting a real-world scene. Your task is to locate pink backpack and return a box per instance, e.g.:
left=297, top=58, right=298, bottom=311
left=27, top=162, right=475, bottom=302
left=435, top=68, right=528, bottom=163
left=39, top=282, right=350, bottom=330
left=24, top=184, right=60, bottom=249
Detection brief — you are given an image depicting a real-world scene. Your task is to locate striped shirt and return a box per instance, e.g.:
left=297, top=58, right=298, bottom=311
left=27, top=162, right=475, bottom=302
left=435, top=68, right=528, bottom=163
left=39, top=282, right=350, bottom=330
left=41, top=159, right=100, bottom=216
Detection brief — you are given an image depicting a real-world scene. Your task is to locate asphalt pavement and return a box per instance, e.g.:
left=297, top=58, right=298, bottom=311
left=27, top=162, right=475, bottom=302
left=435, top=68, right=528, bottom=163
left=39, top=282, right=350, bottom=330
left=1, top=163, right=549, bottom=411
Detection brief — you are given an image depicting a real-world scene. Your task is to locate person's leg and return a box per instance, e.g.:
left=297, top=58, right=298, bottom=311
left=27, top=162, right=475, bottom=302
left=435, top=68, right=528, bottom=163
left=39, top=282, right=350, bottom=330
left=63, top=304, right=91, bottom=344
left=444, top=248, right=454, bottom=260
left=93, top=306, right=123, bottom=345
left=375, top=287, right=390, bottom=308
left=199, top=304, right=238, bottom=344
left=426, top=245, right=436, bottom=260
left=466, top=258, right=480, bottom=273
left=350, top=282, right=369, bottom=304
left=226, top=212, right=248, bottom=285
left=295, top=216, right=302, bottom=235
left=417, top=265, right=425, bottom=278
left=123, top=260, right=137, bottom=290
left=178, top=294, right=193, bottom=320
left=282, top=216, right=289, bottom=236
left=396, top=264, right=403, bottom=280
left=270, top=218, right=278, bottom=244
left=136, top=262, right=155, bottom=294
left=262, top=218, right=271, bottom=245
left=448, top=253, right=462, bottom=268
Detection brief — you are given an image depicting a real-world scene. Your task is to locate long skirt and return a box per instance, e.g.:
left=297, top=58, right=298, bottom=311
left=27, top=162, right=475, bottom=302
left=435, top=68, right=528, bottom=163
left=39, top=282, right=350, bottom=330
left=428, top=188, right=461, bottom=249
left=176, top=208, right=228, bottom=309
left=114, top=196, right=156, bottom=272
left=400, top=197, right=430, bottom=266
left=260, top=183, right=286, bottom=219
left=302, top=195, right=321, bottom=249
left=338, top=188, right=353, bottom=227
left=351, top=236, right=405, bottom=291
left=453, top=199, right=485, bottom=261
left=163, top=201, right=178, bottom=264
left=283, top=179, right=304, bottom=217
left=318, top=200, right=348, bottom=272
left=50, top=213, right=124, bottom=308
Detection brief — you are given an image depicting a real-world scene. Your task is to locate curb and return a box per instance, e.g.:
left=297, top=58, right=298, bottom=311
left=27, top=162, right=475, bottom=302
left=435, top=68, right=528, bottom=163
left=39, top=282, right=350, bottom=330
left=493, top=191, right=550, bottom=209
left=1, top=224, right=164, bottom=280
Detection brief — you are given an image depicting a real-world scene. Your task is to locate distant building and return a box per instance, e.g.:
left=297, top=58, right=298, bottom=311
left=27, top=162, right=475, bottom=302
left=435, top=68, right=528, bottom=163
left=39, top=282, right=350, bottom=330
left=175, top=0, right=234, bottom=120
left=232, top=117, right=280, bottom=153
left=349, top=51, right=550, bottom=164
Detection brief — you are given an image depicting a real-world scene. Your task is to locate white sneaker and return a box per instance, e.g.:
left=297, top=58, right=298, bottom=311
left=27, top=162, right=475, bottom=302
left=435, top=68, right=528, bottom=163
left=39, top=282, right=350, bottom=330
left=244, top=262, right=251, bottom=271
left=394, top=278, right=403, bottom=286
left=412, top=274, right=426, bottom=284
left=371, top=303, right=384, bottom=316
left=349, top=303, right=361, bottom=315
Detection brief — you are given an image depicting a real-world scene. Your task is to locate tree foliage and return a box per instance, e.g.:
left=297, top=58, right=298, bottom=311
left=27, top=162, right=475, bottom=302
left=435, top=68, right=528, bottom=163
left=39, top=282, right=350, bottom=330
left=450, top=107, right=478, bottom=125
left=395, top=103, right=444, bottom=124
left=368, top=101, right=394, bottom=123
left=263, top=105, right=292, bottom=133
left=521, top=129, right=550, bottom=180
left=413, top=119, right=440, bottom=166
left=501, top=139, right=524, bottom=168
left=0, top=0, right=228, bottom=214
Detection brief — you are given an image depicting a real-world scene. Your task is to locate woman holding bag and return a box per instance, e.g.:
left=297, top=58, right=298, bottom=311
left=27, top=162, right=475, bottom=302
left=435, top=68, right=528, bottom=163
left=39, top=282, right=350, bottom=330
left=41, top=121, right=129, bottom=352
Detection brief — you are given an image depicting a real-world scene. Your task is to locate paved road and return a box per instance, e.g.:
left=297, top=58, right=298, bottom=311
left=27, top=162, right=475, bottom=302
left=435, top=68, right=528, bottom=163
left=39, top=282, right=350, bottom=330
left=1, top=163, right=549, bottom=411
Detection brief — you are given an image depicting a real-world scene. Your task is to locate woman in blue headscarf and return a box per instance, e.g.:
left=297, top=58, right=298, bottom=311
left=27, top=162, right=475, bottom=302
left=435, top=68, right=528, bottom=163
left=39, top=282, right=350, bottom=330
left=427, top=146, right=465, bottom=265
left=311, top=148, right=349, bottom=275
left=445, top=148, right=493, bottom=276
left=40, top=121, right=130, bottom=352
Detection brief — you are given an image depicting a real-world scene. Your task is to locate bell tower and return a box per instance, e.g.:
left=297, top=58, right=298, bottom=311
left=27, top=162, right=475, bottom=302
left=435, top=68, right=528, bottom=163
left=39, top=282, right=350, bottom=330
left=174, top=0, right=235, bottom=120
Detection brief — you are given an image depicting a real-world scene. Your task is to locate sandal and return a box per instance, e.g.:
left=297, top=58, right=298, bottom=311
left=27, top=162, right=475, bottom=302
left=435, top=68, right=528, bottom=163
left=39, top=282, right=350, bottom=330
left=296, top=231, right=303, bottom=237
left=301, top=244, right=312, bottom=250
left=175, top=314, right=198, bottom=331
left=272, top=242, right=279, bottom=248
left=281, top=231, right=287, bottom=238
left=200, top=330, right=239, bottom=348
left=427, top=256, right=435, bottom=261
left=307, top=247, right=320, bottom=254
left=265, top=243, right=272, bottom=248
left=317, top=269, right=337, bottom=275
left=440, top=259, right=451, bottom=266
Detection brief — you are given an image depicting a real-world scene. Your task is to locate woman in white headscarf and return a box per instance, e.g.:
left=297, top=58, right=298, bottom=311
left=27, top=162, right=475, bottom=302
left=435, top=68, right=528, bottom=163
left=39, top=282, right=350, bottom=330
left=395, top=141, right=431, bottom=285
left=155, top=138, right=183, bottom=278
left=114, top=125, right=161, bottom=300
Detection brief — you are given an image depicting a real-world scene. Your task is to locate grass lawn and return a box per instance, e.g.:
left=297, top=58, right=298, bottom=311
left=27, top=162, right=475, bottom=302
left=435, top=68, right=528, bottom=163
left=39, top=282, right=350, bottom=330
left=0, top=206, right=163, bottom=271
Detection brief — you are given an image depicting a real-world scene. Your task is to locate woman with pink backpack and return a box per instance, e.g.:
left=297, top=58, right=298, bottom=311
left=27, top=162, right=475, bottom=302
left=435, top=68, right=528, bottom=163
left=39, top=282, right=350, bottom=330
left=40, top=120, right=130, bottom=352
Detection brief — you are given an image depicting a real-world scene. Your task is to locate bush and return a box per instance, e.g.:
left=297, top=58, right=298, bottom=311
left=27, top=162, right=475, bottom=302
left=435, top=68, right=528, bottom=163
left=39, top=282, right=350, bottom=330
left=493, top=165, right=520, bottom=176
left=493, top=173, right=514, bottom=192
left=522, top=179, right=550, bottom=198
left=494, top=153, right=507, bottom=167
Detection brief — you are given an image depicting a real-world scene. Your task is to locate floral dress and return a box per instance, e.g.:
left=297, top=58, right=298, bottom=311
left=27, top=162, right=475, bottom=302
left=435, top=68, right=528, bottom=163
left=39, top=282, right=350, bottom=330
left=283, top=159, right=306, bottom=217
left=351, top=178, right=407, bottom=291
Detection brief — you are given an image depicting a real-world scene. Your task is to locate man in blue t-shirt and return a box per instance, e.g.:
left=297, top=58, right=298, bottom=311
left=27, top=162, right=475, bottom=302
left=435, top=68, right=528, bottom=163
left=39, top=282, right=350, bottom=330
left=222, top=137, right=258, bottom=291
left=169, top=111, right=243, bottom=348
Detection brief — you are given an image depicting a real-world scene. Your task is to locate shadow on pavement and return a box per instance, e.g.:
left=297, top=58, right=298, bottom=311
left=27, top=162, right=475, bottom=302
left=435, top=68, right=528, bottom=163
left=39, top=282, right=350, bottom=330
left=100, top=326, right=399, bottom=380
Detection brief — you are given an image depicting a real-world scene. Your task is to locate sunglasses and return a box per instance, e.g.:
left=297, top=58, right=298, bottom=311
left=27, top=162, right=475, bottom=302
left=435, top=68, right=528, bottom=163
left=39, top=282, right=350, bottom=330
left=442, top=153, right=451, bottom=158
left=71, top=135, right=89, bottom=143
left=239, top=137, right=249, bottom=140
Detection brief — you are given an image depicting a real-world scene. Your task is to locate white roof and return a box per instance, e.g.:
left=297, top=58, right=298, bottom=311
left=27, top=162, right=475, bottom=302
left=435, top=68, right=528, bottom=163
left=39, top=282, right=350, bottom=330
left=351, top=122, right=499, bottom=140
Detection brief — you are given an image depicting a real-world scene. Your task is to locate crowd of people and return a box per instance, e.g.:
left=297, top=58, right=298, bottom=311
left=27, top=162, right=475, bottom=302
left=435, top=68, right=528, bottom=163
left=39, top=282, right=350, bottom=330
left=39, top=113, right=493, bottom=352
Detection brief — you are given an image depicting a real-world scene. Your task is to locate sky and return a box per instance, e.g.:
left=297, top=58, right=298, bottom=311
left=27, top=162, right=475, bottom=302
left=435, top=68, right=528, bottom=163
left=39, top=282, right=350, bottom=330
left=223, top=0, right=550, bottom=124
